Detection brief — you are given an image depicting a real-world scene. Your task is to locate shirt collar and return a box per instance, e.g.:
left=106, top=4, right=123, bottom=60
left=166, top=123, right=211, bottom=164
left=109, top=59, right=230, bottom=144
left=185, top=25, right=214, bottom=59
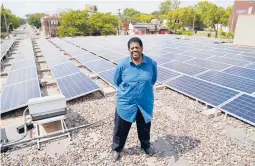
left=129, top=53, right=147, bottom=64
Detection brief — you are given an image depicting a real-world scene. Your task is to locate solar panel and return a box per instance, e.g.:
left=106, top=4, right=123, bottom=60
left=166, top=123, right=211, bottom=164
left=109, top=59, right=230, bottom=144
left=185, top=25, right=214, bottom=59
left=46, top=56, right=69, bottom=67
left=197, top=50, right=229, bottom=56
left=100, top=51, right=126, bottom=60
left=246, top=63, right=255, bottom=70
left=176, top=46, right=201, bottom=52
left=11, top=58, right=35, bottom=70
left=162, top=53, right=193, bottom=62
left=1, top=79, right=41, bottom=114
left=161, top=61, right=208, bottom=75
left=85, top=59, right=116, bottom=73
left=225, top=54, right=255, bottom=62
left=6, top=66, right=38, bottom=86
left=157, top=66, right=180, bottom=83
left=162, top=48, right=187, bottom=54
left=72, top=51, right=95, bottom=58
left=56, top=72, right=100, bottom=100
left=212, top=48, right=242, bottom=55
left=114, top=57, right=127, bottom=64
left=222, top=66, right=255, bottom=80
left=198, top=70, right=255, bottom=94
left=240, top=52, right=255, bottom=57
left=51, top=62, right=80, bottom=78
left=75, top=54, right=101, bottom=63
left=207, top=56, right=250, bottom=66
left=181, top=51, right=212, bottom=59
left=186, top=58, right=230, bottom=71
left=143, top=49, right=169, bottom=57
left=165, top=76, right=239, bottom=107
left=220, top=94, right=255, bottom=126
left=14, top=52, right=35, bottom=60
left=152, top=57, right=173, bottom=65
left=98, top=69, right=117, bottom=89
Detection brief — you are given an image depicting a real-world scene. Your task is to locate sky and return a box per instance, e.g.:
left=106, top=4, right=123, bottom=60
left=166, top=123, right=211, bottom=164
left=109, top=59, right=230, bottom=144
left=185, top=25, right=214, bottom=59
left=2, top=0, right=235, bottom=18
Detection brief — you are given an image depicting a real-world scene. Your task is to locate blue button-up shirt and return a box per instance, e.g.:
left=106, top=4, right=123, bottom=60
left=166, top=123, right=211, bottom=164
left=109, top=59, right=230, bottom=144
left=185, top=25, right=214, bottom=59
left=114, top=54, right=158, bottom=123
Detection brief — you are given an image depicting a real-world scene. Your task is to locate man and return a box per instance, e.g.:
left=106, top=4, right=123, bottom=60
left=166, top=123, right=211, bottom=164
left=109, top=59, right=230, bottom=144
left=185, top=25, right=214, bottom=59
left=112, top=37, right=158, bottom=161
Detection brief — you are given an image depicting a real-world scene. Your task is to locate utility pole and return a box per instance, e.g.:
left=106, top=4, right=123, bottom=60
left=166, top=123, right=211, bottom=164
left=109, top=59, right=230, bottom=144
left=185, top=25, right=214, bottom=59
left=2, top=4, right=10, bottom=39
left=192, top=5, right=197, bottom=34
left=117, top=8, right=121, bottom=35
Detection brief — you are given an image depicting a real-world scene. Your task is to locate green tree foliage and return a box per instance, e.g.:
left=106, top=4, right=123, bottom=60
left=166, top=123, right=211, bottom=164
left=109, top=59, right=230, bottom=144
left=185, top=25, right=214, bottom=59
left=57, top=11, right=118, bottom=37
left=123, top=8, right=140, bottom=17
left=88, top=12, right=118, bottom=35
left=57, top=10, right=89, bottom=37
left=196, top=1, right=231, bottom=37
left=159, top=0, right=181, bottom=14
left=27, top=13, right=45, bottom=28
left=0, top=6, right=22, bottom=32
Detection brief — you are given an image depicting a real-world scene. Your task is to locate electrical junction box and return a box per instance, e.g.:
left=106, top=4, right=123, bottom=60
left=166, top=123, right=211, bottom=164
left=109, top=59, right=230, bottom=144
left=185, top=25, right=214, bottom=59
left=28, top=95, right=67, bottom=121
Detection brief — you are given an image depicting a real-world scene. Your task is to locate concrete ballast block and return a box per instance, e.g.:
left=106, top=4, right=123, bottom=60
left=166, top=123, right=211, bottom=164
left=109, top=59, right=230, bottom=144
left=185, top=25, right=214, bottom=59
left=202, top=108, right=222, bottom=118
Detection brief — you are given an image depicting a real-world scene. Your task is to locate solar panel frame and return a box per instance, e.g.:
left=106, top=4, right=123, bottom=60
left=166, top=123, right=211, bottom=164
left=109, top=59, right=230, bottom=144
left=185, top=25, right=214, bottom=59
left=84, top=59, right=116, bottom=73
left=185, top=58, right=231, bottom=71
left=180, top=51, right=213, bottom=59
left=45, top=56, right=69, bottom=67
left=162, top=52, right=194, bottom=61
left=220, top=94, right=255, bottom=126
left=1, top=78, right=41, bottom=114
left=11, top=58, right=36, bottom=70
left=222, top=66, right=255, bottom=80
left=157, top=66, right=181, bottom=83
left=75, top=54, right=102, bottom=63
left=151, top=57, right=174, bottom=65
left=246, top=63, right=255, bottom=70
left=55, top=72, right=100, bottom=101
left=207, top=56, right=251, bottom=67
left=198, top=70, right=255, bottom=94
left=6, top=66, right=38, bottom=86
left=224, top=54, right=255, bottom=62
left=98, top=69, right=118, bottom=89
left=161, top=61, right=209, bottom=76
left=165, top=76, right=239, bottom=107
left=51, top=62, right=81, bottom=79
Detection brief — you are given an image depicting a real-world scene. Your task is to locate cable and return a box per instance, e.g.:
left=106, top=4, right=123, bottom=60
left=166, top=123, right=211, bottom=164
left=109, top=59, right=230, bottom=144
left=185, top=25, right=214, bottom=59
left=1, top=117, right=107, bottom=148
left=7, top=107, right=30, bottom=144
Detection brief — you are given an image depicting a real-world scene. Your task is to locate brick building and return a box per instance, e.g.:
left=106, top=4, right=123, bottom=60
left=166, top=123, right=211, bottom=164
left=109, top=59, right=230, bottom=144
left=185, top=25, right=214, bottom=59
left=41, top=15, right=61, bottom=37
left=230, top=0, right=255, bottom=32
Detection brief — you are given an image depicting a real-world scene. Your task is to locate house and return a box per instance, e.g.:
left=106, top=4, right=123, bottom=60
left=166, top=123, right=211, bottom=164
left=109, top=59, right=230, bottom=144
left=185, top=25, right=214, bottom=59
left=40, top=15, right=61, bottom=37
left=128, top=22, right=168, bottom=35
left=229, top=0, right=255, bottom=32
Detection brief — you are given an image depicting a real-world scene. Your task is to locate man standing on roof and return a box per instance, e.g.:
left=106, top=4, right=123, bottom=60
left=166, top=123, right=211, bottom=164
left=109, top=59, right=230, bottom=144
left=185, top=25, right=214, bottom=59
left=112, top=37, right=158, bottom=161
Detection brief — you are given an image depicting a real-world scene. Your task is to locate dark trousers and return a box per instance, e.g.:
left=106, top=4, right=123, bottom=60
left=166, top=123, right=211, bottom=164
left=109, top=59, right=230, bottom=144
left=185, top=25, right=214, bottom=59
left=112, top=109, right=151, bottom=152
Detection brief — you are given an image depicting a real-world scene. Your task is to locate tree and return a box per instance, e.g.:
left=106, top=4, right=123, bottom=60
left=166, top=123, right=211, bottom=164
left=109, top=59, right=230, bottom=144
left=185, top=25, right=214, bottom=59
left=57, top=10, right=89, bottom=37
left=159, top=0, right=181, bottom=14
left=27, top=13, right=45, bottom=28
left=0, top=6, right=22, bottom=34
left=196, top=1, right=231, bottom=37
left=130, top=13, right=154, bottom=23
left=88, top=12, right=118, bottom=35
left=123, top=8, right=140, bottom=17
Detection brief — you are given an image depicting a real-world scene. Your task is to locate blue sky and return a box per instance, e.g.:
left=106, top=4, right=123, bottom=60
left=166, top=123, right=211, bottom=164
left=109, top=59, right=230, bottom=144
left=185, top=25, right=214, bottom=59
left=2, top=0, right=235, bottom=18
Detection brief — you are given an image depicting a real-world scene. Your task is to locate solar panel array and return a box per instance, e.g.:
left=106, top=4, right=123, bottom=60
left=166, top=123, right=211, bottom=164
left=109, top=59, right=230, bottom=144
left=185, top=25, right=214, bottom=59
left=36, top=39, right=100, bottom=100
left=60, top=35, right=255, bottom=126
left=3, top=35, right=254, bottom=126
left=1, top=39, right=15, bottom=60
left=48, top=38, right=118, bottom=88
left=1, top=39, right=41, bottom=113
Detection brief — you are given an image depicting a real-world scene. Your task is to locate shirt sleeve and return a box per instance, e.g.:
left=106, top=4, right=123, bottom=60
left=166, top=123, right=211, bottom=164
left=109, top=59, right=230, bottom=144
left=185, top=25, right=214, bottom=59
left=114, top=65, right=122, bottom=87
left=152, top=61, right=158, bottom=85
